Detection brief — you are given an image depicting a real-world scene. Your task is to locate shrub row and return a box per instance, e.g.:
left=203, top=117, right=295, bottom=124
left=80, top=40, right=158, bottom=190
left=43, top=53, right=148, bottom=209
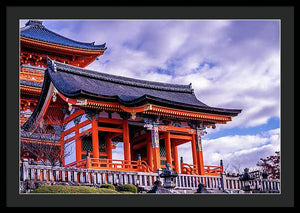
left=31, top=184, right=137, bottom=194
left=31, top=185, right=117, bottom=194
left=118, top=184, right=138, bottom=193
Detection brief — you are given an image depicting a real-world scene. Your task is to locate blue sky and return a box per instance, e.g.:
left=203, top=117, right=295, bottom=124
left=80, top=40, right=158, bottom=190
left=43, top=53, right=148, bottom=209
left=20, top=19, right=280, bottom=172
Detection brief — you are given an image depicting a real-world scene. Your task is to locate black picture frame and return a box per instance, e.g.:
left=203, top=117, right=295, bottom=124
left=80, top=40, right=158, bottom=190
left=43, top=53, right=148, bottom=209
left=3, top=5, right=294, bottom=207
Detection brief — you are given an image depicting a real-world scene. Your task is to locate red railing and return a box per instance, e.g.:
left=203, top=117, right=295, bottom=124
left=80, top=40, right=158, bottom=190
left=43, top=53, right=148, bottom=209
left=65, top=159, right=87, bottom=168
left=181, top=163, right=223, bottom=176
left=180, top=163, right=198, bottom=175
left=65, top=158, right=153, bottom=173
left=204, top=165, right=224, bottom=176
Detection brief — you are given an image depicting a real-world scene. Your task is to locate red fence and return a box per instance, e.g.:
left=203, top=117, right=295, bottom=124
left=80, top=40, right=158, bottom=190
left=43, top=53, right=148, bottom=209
left=181, top=163, right=223, bottom=176
left=65, top=157, right=153, bottom=173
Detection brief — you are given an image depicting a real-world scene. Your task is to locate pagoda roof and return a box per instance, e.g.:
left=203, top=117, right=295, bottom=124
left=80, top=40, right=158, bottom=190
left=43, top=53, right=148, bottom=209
left=20, top=129, right=60, bottom=142
left=20, top=80, right=43, bottom=88
left=20, top=20, right=107, bottom=51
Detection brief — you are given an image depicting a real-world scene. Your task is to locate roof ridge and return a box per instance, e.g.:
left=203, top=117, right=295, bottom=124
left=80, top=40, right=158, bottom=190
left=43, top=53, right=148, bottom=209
left=21, top=20, right=106, bottom=50
left=40, top=25, right=106, bottom=48
left=24, top=20, right=44, bottom=28
left=48, top=59, right=193, bottom=93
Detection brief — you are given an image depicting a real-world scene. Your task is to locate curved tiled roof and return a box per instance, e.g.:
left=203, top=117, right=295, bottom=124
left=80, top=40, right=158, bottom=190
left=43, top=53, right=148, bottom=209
left=20, top=129, right=60, bottom=141
left=20, top=20, right=107, bottom=51
left=49, top=60, right=194, bottom=94
left=46, top=59, right=241, bottom=115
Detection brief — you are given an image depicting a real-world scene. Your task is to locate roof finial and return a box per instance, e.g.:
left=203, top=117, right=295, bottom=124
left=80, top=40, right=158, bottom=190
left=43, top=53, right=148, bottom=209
left=25, top=20, right=44, bottom=28
left=189, top=83, right=195, bottom=94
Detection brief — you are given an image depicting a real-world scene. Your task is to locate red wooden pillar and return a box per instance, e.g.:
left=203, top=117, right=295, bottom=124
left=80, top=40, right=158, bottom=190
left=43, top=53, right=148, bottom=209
left=153, top=147, right=160, bottom=172
left=106, top=135, right=112, bottom=160
left=147, top=139, right=153, bottom=170
left=86, top=155, right=91, bottom=169
left=165, top=132, right=172, bottom=166
left=195, top=130, right=205, bottom=175
left=191, top=134, right=198, bottom=172
left=172, top=144, right=179, bottom=173
left=197, top=151, right=205, bottom=175
left=151, top=124, right=160, bottom=172
left=123, top=120, right=131, bottom=162
left=60, top=131, right=65, bottom=166
left=130, top=142, right=135, bottom=160
left=92, top=115, right=99, bottom=159
left=75, top=124, right=82, bottom=162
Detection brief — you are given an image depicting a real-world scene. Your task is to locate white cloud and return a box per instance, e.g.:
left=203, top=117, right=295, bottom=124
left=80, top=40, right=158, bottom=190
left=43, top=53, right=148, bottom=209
left=112, top=142, right=124, bottom=160
left=177, top=128, right=280, bottom=171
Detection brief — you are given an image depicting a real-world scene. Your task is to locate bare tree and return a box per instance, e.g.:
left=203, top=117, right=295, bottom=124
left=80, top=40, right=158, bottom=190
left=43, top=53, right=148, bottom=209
left=223, top=163, right=231, bottom=174
left=256, top=151, right=280, bottom=180
left=222, top=162, right=242, bottom=176
left=21, top=118, right=73, bottom=166
left=231, top=163, right=243, bottom=175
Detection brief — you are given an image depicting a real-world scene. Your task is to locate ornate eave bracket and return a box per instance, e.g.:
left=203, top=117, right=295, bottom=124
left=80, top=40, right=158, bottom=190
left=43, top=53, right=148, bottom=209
left=195, top=127, right=207, bottom=152
left=84, top=109, right=99, bottom=121
left=52, top=87, right=58, bottom=102
left=46, top=57, right=57, bottom=72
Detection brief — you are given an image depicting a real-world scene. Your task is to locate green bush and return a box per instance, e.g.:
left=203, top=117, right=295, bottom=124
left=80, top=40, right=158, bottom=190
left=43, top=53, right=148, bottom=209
left=118, top=184, right=137, bottom=193
left=96, top=188, right=118, bottom=193
left=100, top=183, right=116, bottom=191
left=31, top=185, right=117, bottom=194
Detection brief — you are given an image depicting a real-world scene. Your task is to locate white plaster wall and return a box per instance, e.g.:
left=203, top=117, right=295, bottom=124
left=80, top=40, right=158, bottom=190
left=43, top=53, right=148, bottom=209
left=64, top=131, right=75, bottom=141
left=111, top=112, right=121, bottom=119
left=80, top=114, right=88, bottom=122
left=99, top=111, right=108, bottom=118
left=64, top=140, right=76, bottom=165
left=79, top=123, right=92, bottom=133
left=65, top=120, right=75, bottom=130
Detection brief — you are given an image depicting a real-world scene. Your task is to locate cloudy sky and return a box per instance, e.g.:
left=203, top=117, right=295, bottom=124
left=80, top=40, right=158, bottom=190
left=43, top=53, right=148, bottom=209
left=20, top=19, right=280, bottom=172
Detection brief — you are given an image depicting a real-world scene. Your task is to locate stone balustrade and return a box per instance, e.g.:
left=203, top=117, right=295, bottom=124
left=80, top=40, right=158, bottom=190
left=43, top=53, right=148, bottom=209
left=21, top=160, right=158, bottom=190
left=20, top=160, right=280, bottom=193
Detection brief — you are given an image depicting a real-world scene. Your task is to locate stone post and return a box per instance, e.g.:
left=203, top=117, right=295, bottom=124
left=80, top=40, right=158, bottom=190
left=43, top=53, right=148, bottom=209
left=220, top=172, right=227, bottom=191
left=73, top=171, right=78, bottom=182
left=86, top=151, right=91, bottom=169
left=180, top=157, right=184, bottom=173
left=22, top=159, right=29, bottom=181
left=220, top=160, right=226, bottom=191
left=61, top=169, right=65, bottom=182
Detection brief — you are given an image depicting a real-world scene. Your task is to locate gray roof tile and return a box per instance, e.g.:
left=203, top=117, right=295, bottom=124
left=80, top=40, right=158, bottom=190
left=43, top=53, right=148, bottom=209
left=48, top=59, right=241, bottom=115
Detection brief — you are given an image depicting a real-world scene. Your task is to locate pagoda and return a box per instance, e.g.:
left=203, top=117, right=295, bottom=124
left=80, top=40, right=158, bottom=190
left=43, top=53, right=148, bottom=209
left=20, top=20, right=106, bottom=162
left=20, top=20, right=106, bottom=125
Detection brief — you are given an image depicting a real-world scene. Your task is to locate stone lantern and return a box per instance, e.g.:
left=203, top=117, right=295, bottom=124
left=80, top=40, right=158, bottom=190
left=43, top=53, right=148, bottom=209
left=262, top=171, right=269, bottom=180
left=159, top=163, right=178, bottom=189
left=147, top=163, right=179, bottom=193
left=239, top=168, right=255, bottom=193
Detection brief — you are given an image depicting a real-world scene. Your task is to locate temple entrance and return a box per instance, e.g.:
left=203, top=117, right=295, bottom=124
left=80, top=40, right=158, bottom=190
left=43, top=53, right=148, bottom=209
left=61, top=112, right=219, bottom=175
left=80, top=133, right=112, bottom=160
